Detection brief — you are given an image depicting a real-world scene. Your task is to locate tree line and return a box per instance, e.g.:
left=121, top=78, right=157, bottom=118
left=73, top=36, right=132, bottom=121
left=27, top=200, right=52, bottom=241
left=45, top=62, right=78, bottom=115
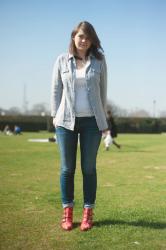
left=1, top=101, right=166, bottom=118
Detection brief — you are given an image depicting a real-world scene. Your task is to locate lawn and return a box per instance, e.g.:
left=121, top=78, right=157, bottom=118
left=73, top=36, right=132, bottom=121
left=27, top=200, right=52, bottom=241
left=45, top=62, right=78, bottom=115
left=0, top=132, right=166, bottom=250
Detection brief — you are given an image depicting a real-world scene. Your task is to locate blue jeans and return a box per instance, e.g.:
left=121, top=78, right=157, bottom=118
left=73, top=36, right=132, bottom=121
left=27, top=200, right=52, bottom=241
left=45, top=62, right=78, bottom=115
left=56, top=117, right=102, bottom=208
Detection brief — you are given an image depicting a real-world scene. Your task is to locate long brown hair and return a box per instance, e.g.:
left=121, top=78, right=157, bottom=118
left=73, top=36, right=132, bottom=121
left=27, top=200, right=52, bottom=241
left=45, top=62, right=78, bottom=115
left=69, top=21, right=104, bottom=60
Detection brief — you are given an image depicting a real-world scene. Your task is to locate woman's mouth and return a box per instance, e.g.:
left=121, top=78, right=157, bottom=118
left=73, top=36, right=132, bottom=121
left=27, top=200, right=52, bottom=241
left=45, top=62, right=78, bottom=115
left=79, top=43, right=87, bottom=47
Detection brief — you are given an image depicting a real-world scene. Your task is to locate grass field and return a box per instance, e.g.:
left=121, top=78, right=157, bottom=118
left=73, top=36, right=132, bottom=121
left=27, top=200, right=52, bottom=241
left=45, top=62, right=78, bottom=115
left=0, top=132, right=166, bottom=250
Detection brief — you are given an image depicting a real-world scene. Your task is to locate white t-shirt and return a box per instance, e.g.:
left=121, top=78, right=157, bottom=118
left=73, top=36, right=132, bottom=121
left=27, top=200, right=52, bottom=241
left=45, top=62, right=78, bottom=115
left=75, top=61, right=94, bottom=117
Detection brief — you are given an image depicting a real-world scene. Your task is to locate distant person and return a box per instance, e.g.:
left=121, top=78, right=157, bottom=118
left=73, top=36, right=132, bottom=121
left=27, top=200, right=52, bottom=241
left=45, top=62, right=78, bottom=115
left=3, top=125, right=10, bottom=134
left=3, top=125, right=12, bottom=136
left=48, top=134, right=56, bottom=142
left=14, top=125, right=22, bottom=135
left=104, top=110, right=121, bottom=150
left=51, top=21, right=108, bottom=231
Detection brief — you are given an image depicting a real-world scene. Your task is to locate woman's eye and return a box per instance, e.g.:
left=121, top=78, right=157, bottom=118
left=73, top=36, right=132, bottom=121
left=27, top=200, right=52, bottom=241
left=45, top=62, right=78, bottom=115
left=78, top=35, right=89, bottom=40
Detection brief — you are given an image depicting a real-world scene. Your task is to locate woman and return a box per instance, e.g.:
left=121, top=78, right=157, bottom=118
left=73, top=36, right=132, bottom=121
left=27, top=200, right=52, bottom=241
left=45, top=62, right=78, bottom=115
left=51, top=21, right=108, bottom=231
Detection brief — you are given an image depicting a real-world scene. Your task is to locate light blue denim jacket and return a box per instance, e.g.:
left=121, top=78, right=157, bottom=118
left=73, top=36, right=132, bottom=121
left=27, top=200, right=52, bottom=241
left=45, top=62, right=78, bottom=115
left=51, top=53, right=108, bottom=131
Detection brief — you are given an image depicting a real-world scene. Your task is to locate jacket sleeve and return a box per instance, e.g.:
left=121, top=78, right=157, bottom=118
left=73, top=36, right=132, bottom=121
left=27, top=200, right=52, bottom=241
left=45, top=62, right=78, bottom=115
left=100, top=55, right=107, bottom=114
left=51, top=56, right=63, bottom=117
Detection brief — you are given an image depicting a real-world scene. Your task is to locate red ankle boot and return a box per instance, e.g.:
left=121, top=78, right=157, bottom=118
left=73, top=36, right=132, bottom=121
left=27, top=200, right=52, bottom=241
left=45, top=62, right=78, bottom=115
left=80, top=208, right=93, bottom=231
left=61, top=207, right=73, bottom=231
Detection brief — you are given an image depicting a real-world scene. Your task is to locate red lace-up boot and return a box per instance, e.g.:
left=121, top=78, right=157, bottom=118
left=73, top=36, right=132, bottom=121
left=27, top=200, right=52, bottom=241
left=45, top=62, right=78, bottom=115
left=80, top=208, right=93, bottom=231
left=61, top=207, right=73, bottom=231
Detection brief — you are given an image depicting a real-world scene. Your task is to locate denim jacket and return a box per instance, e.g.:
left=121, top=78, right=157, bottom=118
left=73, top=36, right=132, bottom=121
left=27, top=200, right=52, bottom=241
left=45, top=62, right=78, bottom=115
left=51, top=53, right=108, bottom=131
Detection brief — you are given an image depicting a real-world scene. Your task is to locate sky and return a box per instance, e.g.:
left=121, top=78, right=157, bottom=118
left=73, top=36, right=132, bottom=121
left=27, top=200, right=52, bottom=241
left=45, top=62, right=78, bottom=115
left=0, top=0, right=166, bottom=116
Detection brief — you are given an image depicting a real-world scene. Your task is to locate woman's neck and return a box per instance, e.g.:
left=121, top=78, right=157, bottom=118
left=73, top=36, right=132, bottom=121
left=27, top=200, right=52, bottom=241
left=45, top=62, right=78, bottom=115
left=76, top=51, right=87, bottom=60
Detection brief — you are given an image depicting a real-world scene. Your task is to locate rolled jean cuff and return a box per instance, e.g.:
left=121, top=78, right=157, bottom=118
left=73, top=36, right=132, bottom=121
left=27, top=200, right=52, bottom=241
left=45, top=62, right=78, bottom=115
left=62, top=202, right=74, bottom=208
left=84, top=203, right=95, bottom=209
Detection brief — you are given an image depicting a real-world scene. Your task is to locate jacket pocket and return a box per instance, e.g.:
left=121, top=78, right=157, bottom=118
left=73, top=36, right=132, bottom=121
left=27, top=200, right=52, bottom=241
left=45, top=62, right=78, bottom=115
left=91, top=67, right=100, bottom=78
left=61, top=68, right=71, bottom=82
left=88, top=68, right=101, bottom=88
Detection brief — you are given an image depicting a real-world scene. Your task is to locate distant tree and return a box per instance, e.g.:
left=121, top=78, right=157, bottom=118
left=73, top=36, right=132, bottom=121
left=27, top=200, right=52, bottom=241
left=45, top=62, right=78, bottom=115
left=30, top=103, right=49, bottom=116
left=0, top=107, right=4, bottom=114
left=128, top=109, right=150, bottom=117
left=159, top=111, right=166, bottom=118
left=107, top=100, right=128, bottom=117
left=7, top=107, right=22, bottom=115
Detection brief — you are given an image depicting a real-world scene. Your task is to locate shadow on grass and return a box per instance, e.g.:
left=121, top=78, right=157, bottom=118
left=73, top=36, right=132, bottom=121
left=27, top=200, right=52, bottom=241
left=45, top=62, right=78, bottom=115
left=73, top=222, right=81, bottom=229
left=114, top=145, right=155, bottom=153
left=95, top=219, right=166, bottom=229
left=120, top=150, right=155, bottom=153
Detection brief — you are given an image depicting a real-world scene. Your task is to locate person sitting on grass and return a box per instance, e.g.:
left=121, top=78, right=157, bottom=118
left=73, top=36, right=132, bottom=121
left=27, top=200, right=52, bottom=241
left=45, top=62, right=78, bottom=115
left=14, top=125, right=22, bottom=135
left=3, top=125, right=13, bottom=136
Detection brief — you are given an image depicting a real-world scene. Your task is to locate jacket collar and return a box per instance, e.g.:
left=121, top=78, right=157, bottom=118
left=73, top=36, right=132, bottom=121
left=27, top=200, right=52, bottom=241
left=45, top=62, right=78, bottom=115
left=68, top=52, right=95, bottom=61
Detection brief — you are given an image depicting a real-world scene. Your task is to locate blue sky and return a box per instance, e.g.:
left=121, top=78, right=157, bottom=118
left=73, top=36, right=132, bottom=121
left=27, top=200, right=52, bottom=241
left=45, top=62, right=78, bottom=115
left=0, top=0, right=166, bottom=115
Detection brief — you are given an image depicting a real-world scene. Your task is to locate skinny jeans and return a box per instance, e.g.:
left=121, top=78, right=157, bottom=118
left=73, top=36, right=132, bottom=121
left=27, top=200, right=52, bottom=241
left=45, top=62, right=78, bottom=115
left=56, top=116, right=102, bottom=208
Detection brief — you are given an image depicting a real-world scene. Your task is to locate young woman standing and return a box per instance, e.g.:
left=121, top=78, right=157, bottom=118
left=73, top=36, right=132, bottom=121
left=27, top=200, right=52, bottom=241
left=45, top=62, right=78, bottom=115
left=51, top=21, right=108, bottom=231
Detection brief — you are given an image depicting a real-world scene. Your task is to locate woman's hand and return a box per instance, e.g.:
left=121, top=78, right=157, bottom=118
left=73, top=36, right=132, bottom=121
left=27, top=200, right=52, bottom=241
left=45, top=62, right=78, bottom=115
left=102, top=129, right=109, bottom=138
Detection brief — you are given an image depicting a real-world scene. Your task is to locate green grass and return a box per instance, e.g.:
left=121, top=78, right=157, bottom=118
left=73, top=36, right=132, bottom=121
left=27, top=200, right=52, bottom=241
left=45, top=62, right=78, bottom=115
left=0, top=132, right=166, bottom=250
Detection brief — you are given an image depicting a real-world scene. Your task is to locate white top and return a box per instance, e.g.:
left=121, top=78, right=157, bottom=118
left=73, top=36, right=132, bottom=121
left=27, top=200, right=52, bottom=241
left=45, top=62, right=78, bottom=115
left=51, top=53, right=108, bottom=131
left=75, top=61, right=94, bottom=117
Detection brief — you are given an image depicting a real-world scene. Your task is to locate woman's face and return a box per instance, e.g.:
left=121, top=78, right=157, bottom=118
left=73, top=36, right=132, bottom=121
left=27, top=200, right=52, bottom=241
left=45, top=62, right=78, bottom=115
left=73, top=29, right=92, bottom=54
